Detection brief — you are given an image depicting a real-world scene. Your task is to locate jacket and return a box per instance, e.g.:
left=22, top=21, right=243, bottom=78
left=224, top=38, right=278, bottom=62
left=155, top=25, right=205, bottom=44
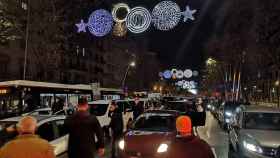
left=109, top=110, right=124, bottom=137
left=0, top=134, right=55, bottom=158
left=169, top=135, right=215, bottom=158
left=65, top=111, right=104, bottom=158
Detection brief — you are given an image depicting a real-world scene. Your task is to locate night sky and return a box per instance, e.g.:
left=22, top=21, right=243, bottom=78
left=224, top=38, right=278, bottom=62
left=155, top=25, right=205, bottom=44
left=81, top=0, right=225, bottom=70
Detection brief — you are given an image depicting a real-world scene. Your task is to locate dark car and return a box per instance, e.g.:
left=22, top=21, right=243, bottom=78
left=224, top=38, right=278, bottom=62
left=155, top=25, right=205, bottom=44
left=218, top=101, right=242, bottom=130
left=118, top=110, right=179, bottom=158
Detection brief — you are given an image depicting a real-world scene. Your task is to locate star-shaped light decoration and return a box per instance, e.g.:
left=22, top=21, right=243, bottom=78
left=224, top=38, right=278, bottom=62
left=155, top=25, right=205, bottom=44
left=182, top=6, right=197, bottom=22
left=76, top=19, right=87, bottom=33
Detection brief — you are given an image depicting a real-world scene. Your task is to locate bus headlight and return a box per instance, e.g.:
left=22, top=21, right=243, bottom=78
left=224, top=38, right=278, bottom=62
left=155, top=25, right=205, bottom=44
left=157, top=143, right=168, bottom=153
left=119, top=139, right=125, bottom=150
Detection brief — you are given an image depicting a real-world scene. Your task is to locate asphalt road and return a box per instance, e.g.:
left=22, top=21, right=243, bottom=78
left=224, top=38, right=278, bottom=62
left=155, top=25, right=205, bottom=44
left=197, top=112, right=229, bottom=158
left=60, top=112, right=228, bottom=158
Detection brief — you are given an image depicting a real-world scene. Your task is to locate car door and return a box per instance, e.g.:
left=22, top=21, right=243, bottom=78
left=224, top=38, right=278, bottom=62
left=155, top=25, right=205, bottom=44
left=52, top=119, right=68, bottom=156
left=229, top=112, right=241, bottom=151
left=37, top=121, right=58, bottom=154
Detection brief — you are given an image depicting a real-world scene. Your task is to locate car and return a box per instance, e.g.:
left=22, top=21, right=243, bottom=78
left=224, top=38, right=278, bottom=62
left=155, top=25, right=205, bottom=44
left=228, top=106, right=280, bottom=158
left=22, top=107, right=70, bottom=116
left=88, top=99, right=137, bottom=138
left=0, top=115, right=68, bottom=157
left=218, top=101, right=242, bottom=130
left=163, top=101, right=206, bottom=127
left=118, top=110, right=179, bottom=158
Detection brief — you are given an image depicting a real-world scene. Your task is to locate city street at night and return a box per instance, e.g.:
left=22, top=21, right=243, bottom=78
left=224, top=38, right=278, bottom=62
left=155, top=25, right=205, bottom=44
left=1, top=0, right=280, bottom=158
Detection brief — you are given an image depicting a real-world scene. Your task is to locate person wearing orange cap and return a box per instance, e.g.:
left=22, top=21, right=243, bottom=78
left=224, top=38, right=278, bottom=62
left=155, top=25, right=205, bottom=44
left=169, top=116, right=215, bottom=158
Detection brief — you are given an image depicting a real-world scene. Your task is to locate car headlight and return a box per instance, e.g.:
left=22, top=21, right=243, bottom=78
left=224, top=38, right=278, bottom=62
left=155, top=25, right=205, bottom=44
left=225, top=111, right=232, bottom=117
left=157, top=143, right=168, bottom=153
left=243, top=141, right=263, bottom=154
left=119, top=139, right=125, bottom=150
left=207, top=104, right=212, bottom=109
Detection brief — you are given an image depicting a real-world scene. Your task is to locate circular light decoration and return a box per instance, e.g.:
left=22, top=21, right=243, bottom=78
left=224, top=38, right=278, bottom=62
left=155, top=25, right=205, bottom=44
left=163, top=70, right=172, bottom=79
left=192, top=70, right=199, bottom=77
left=152, top=1, right=181, bottom=31
left=112, top=3, right=130, bottom=23
left=126, top=7, right=152, bottom=34
left=176, top=70, right=184, bottom=79
left=184, top=69, right=193, bottom=78
left=88, top=9, right=113, bottom=37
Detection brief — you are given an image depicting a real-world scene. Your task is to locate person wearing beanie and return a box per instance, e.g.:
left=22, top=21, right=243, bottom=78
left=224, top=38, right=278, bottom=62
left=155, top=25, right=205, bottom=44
left=169, top=115, right=215, bottom=158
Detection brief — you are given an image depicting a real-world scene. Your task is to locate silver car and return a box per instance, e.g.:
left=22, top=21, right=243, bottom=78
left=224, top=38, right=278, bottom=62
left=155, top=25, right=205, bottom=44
left=228, top=106, right=280, bottom=158
left=0, top=115, right=68, bottom=157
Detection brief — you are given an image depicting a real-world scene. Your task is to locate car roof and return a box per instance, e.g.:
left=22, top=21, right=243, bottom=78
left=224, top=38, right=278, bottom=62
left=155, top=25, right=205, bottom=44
left=243, top=106, right=280, bottom=113
left=88, top=100, right=110, bottom=104
left=145, top=110, right=179, bottom=116
left=0, top=115, right=63, bottom=123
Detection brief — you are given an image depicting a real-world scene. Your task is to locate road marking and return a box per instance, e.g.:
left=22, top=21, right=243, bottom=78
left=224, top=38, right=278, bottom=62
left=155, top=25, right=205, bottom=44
left=211, top=147, right=217, bottom=158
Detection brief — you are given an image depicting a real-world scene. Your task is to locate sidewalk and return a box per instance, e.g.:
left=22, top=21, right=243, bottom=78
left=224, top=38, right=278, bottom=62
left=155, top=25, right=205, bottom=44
left=251, top=101, right=279, bottom=108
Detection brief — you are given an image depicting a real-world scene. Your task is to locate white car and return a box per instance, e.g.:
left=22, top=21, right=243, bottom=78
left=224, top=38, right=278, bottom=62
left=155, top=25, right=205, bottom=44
left=0, top=115, right=68, bottom=157
left=22, top=107, right=72, bottom=116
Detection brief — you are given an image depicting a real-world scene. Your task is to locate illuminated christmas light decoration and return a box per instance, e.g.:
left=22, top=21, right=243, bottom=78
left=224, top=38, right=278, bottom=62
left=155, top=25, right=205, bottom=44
left=152, top=1, right=181, bottom=31
left=88, top=9, right=113, bottom=37
left=76, top=19, right=87, bottom=33
left=113, top=22, right=127, bottom=37
left=163, top=70, right=172, bottom=79
left=159, top=72, right=163, bottom=78
left=192, top=70, right=199, bottom=77
left=182, top=6, right=197, bottom=22
left=112, top=3, right=130, bottom=23
left=176, top=70, right=184, bottom=79
left=184, top=69, right=193, bottom=78
left=126, top=7, right=152, bottom=33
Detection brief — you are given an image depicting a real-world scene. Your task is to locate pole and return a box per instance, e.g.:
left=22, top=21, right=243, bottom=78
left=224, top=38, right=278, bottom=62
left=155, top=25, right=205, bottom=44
left=23, top=0, right=30, bottom=80
left=121, top=65, right=130, bottom=89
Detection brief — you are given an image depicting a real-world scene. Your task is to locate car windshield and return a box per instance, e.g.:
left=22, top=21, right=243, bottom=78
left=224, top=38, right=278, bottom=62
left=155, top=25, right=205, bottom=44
left=133, top=114, right=176, bottom=132
left=244, top=112, right=280, bottom=130
left=165, top=102, right=197, bottom=113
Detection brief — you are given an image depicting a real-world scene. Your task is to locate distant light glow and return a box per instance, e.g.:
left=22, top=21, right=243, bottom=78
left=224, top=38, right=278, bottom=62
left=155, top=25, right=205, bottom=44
left=188, top=89, right=198, bottom=95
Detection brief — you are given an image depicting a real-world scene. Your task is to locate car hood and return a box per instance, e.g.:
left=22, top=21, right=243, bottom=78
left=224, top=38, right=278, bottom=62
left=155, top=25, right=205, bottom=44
left=241, top=129, right=280, bottom=148
left=124, top=130, right=175, bottom=155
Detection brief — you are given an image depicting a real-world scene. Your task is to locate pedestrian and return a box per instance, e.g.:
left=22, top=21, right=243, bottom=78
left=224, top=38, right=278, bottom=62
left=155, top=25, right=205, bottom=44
left=169, top=116, right=215, bottom=158
left=65, top=98, right=105, bottom=158
left=132, top=98, right=144, bottom=120
left=0, top=116, right=55, bottom=158
left=108, top=101, right=124, bottom=158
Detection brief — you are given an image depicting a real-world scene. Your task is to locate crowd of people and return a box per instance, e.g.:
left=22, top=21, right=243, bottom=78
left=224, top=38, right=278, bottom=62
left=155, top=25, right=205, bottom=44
left=0, top=98, right=214, bottom=158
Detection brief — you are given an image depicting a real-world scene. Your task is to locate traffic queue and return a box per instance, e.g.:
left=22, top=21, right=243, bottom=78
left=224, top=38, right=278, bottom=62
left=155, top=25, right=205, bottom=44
left=0, top=96, right=214, bottom=158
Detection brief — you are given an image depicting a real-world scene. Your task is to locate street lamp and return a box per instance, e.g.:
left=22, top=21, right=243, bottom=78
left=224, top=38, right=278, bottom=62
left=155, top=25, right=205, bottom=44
left=121, top=61, right=136, bottom=90
left=206, top=57, right=217, bottom=66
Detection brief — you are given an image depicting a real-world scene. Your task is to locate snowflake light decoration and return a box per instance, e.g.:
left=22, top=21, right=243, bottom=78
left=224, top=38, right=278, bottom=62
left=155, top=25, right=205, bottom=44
left=126, top=7, right=152, bottom=34
left=176, top=70, right=184, bottom=79
left=87, top=9, right=113, bottom=37
left=182, top=6, right=197, bottom=22
left=152, top=1, right=181, bottom=31
left=76, top=19, right=87, bottom=33
left=192, top=70, right=199, bottom=77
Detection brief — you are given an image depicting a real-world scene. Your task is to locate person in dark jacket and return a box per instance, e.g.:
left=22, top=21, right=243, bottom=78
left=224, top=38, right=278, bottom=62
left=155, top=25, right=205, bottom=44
left=108, top=101, right=123, bottom=158
left=169, top=116, right=215, bottom=158
left=65, top=98, right=105, bottom=158
left=132, top=98, right=144, bottom=120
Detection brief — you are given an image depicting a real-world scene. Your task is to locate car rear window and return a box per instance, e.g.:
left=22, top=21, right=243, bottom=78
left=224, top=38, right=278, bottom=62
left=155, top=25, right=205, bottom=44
left=89, top=103, right=109, bottom=116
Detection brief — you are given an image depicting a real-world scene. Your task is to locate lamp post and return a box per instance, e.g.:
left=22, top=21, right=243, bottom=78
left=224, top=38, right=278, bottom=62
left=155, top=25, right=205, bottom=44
left=23, top=0, right=30, bottom=80
left=121, top=61, right=136, bottom=90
